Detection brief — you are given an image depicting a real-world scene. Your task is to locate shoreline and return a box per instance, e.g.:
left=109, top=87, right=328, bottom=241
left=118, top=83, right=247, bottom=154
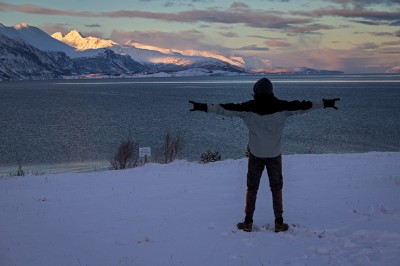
left=2, top=151, right=399, bottom=177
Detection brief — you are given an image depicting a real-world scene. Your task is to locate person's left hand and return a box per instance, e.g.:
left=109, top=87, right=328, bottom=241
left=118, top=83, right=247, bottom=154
left=189, top=101, right=207, bottom=112
left=323, top=98, right=340, bottom=110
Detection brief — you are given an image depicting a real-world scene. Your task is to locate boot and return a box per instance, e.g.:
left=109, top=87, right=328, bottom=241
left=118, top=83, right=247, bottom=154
left=274, top=217, right=289, bottom=233
left=237, top=216, right=253, bottom=232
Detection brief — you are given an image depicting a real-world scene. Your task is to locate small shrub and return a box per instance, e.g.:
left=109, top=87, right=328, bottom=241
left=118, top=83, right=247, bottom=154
left=10, top=153, right=25, bottom=176
left=200, top=150, right=222, bottom=164
left=155, top=132, right=184, bottom=164
left=110, top=138, right=139, bottom=170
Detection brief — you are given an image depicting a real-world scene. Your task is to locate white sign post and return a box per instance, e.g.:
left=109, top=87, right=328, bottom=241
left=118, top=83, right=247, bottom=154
left=139, top=147, right=151, bottom=164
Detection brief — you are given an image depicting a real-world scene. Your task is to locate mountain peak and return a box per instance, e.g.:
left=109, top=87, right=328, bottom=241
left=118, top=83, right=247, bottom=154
left=51, top=32, right=64, bottom=39
left=52, top=30, right=116, bottom=50
left=14, top=23, right=29, bottom=30
left=64, top=30, right=86, bottom=40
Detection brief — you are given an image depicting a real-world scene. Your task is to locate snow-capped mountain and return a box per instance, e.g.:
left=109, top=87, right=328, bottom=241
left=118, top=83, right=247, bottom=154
left=74, top=49, right=143, bottom=75
left=0, top=31, right=144, bottom=80
left=110, top=43, right=243, bottom=74
left=0, top=32, right=77, bottom=80
left=0, top=24, right=145, bottom=80
left=51, top=30, right=245, bottom=68
left=52, top=30, right=245, bottom=74
left=385, top=66, right=400, bottom=73
left=52, top=30, right=116, bottom=51
left=251, top=66, right=343, bottom=75
left=0, top=23, right=343, bottom=80
left=0, top=23, right=104, bottom=58
left=50, top=30, right=344, bottom=76
left=122, top=40, right=245, bottom=68
left=0, top=23, right=245, bottom=80
left=0, top=23, right=74, bottom=54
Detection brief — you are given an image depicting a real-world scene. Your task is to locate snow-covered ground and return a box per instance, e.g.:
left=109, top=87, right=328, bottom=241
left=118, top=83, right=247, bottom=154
left=1, top=152, right=399, bottom=266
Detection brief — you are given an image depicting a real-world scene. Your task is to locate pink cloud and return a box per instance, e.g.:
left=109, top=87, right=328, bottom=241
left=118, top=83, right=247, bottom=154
left=110, top=29, right=213, bottom=51
left=0, top=2, right=94, bottom=17
left=230, top=2, right=250, bottom=10
left=292, top=8, right=400, bottom=23
left=265, top=40, right=291, bottom=47
left=0, top=2, right=313, bottom=31
left=40, top=23, right=71, bottom=35
left=266, top=44, right=400, bottom=73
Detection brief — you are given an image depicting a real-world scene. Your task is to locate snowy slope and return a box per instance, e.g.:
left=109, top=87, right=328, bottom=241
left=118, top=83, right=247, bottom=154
left=0, top=24, right=244, bottom=77
left=110, top=42, right=198, bottom=65
left=0, top=32, right=144, bottom=80
left=111, top=41, right=244, bottom=73
left=50, top=30, right=245, bottom=68
left=0, top=152, right=399, bottom=266
left=50, top=30, right=245, bottom=73
left=0, top=23, right=103, bottom=58
left=0, top=24, right=147, bottom=80
left=122, top=40, right=245, bottom=68
left=110, top=43, right=243, bottom=74
left=0, top=32, right=77, bottom=80
left=73, top=49, right=144, bottom=75
left=52, top=30, right=116, bottom=51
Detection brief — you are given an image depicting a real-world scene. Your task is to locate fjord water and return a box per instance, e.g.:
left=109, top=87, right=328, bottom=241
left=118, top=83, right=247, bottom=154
left=1, top=75, right=399, bottom=174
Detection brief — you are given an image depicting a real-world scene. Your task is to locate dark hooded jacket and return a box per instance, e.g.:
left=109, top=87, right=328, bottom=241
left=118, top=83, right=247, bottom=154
left=220, top=96, right=312, bottom=115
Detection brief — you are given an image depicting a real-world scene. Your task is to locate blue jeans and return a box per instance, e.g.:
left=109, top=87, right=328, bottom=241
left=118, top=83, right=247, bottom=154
left=245, top=153, right=283, bottom=220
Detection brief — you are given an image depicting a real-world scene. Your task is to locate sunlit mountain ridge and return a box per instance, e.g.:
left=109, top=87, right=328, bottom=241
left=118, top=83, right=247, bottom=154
left=0, top=23, right=356, bottom=80
left=52, top=30, right=246, bottom=68
left=52, top=30, right=117, bottom=51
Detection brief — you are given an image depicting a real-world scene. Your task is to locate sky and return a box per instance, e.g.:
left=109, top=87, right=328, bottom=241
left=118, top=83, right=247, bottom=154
left=0, top=0, right=400, bottom=73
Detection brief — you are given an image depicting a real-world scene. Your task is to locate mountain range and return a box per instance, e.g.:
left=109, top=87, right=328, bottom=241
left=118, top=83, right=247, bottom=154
left=0, top=23, right=344, bottom=81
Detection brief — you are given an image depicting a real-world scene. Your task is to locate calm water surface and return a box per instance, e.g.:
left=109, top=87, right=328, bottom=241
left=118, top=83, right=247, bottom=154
left=1, top=75, right=399, bottom=174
